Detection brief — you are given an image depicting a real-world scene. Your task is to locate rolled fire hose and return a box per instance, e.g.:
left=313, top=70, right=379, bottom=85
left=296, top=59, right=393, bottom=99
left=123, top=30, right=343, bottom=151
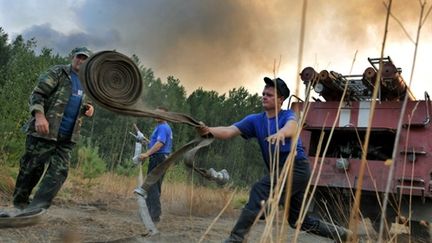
left=79, top=51, right=229, bottom=235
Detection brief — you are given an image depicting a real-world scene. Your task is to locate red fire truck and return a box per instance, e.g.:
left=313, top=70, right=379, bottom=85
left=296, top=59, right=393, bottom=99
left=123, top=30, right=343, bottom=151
left=293, top=57, right=431, bottom=239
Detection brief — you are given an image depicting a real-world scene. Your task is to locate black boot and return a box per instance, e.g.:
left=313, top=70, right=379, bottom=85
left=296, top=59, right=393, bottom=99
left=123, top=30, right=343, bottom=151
left=224, top=208, right=257, bottom=243
left=311, top=220, right=352, bottom=242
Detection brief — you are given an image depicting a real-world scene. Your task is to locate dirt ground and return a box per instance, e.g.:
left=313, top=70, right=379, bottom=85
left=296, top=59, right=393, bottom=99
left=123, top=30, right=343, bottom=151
left=0, top=197, right=335, bottom=243
left=2, top=198, right=431, bottom=243
left=1, top=174, right=428, bottom=243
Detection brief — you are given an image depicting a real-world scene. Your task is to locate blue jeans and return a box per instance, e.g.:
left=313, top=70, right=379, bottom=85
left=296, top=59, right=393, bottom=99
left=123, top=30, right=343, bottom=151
left=146, top=153, right=168, bottom=221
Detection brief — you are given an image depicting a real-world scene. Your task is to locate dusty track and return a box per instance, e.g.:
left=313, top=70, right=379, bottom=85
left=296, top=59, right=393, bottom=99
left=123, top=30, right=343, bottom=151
left=0, top=198, right=333, bottom=243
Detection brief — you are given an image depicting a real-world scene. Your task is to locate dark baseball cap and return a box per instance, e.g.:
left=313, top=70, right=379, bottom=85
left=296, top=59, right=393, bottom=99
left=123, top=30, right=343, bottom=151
left=264, top=77, right=290, bottom=100
left=71, top=46, right=92, bottom=57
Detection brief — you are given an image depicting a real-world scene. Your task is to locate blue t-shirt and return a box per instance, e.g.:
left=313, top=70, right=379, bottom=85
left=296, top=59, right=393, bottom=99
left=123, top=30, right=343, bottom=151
left=59, top=71, right=83, bottom=135
left=233, top=110, right=307, bottom=170
left=148, top=122, right=173, bottom=154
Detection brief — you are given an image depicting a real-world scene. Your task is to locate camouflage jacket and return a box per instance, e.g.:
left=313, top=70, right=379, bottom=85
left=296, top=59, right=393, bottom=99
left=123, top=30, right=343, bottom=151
left=24, top=64, right=91, bottom=143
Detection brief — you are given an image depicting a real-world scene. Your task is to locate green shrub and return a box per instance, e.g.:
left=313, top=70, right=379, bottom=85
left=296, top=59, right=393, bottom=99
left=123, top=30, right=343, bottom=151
left=115, top=162, right=137, bottom=177
left=164, top=163, right=189, bottom=183
left=77, top=142, right=106, bottom=181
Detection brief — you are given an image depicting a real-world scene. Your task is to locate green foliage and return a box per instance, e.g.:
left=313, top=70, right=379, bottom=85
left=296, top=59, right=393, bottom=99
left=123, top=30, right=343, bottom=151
left=114, top=162, right=137, bottom=177
left=0, top=27, right=267, bottom=187
left=0, top=31, right=67, bottom=166
left=0, top=164, right=17, bottom=179
left=78, top=142, right=106, bottom=180
left=164, top=163, right=189, bottom=183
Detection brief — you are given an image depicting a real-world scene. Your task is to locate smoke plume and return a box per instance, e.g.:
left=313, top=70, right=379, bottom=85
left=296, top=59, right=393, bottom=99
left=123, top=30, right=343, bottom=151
left=12, top=0, right=432, bottom=96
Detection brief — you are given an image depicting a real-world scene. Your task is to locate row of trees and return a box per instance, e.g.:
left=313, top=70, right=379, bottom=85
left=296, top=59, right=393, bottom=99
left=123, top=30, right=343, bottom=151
left=0, top=27, right=265, bottom=186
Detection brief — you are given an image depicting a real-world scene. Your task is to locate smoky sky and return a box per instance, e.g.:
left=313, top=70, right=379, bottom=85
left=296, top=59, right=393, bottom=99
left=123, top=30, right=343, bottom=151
left=12, top=0, right=432, bottom=95
left=21, top=23, right=121, bottom=55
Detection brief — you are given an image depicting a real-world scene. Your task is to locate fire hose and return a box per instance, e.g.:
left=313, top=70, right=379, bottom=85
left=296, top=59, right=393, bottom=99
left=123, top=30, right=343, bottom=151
left=79, top=50, right=229, bottom=236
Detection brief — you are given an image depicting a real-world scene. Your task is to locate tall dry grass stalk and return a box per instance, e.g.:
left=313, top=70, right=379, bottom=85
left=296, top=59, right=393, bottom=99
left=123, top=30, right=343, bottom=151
left=348, top=0, right=392, bottom=241
left=294, top=59, right=354, bottom=242
left=399, top=103, right=420, bottom=241
left=259, top=55, right=317, bottom=242
left=378, top=1, right=432, bottom=242
left=198, top=188, right=237, bottom=243
left=292, top=44, right=364, bottom=243
left=262, top=84, right=309, bottom=242
left=295, top=0, right=308, bottom=97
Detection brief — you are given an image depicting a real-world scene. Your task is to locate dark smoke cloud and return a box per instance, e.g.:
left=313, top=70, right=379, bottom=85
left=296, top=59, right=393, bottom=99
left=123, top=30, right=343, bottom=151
left=73, top=0, right=304, bottom=92
left=16, top=0, right=431, bottom=95
left=20, top=23, right=121, bottom=55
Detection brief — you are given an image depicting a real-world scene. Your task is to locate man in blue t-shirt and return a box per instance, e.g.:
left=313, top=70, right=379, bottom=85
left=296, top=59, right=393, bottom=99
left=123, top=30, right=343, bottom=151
left=198, top=77, right=351, bottom=242
left=139, top=106, right=173, bottom=223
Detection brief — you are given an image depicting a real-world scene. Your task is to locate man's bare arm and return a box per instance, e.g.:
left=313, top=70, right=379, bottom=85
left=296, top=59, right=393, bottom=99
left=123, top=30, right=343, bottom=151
left=197, top=125, right=241, bottom=140
left=139, top=141, right=164, bottom=160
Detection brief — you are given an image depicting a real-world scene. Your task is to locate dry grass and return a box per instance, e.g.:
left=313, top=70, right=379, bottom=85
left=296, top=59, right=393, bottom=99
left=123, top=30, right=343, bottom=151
left=1, top=167, right=247, bottom=220
left=57, top=170, right=247, bottom=218
left=58, top=170, right=137, bottom=204
left=163, top=182, right=245, bottom=217
left=0, top=173, right=15, bottom=203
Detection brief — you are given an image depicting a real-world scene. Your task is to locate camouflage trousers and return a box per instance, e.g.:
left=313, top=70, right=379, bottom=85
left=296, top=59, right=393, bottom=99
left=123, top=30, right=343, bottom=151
left=13, top=134, right=74, bottom=210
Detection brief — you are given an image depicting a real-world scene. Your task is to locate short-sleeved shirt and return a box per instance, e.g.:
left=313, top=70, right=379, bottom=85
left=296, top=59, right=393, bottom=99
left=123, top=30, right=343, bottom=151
left=233, top=110, right=307, bottom=170
left=148, top=122, right=173, bottom=154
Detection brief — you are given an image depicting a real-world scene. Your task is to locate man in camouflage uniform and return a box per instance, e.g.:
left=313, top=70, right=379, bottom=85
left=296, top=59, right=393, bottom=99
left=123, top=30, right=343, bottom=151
left=12, top=47, right=94, bottom=210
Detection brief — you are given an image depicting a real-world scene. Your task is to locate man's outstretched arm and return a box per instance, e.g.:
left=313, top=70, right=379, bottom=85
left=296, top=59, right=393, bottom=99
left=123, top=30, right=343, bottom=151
left=197, top=125, right=241, bottom=140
